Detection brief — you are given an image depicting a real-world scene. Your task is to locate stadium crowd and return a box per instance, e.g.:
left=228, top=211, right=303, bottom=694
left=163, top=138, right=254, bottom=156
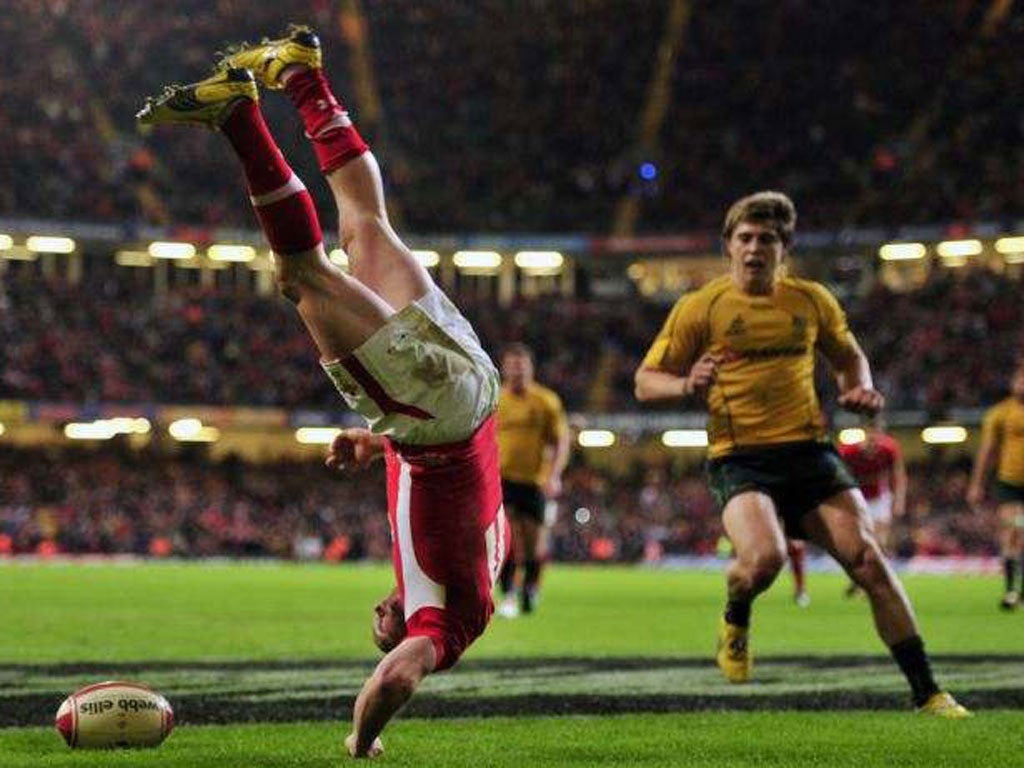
left=0, top=442, right=997, bottom=561
left=3, top=1, right=1022, bottom=232
left=2, top=265, right=1021, bottom=413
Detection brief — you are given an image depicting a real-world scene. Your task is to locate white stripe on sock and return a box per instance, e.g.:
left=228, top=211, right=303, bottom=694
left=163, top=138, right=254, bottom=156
left=249, top=173, right=306, bottom=207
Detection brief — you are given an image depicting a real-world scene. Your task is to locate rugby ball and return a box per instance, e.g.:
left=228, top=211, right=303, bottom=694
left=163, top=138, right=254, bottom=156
left=55, top=681, right=173, bottom=749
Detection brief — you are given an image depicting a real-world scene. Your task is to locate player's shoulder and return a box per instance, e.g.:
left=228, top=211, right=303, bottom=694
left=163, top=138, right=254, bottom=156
left=529, top=382, right=564, bottom=408
left=674, top=275, right=733, bottom=312
left=779, top=275, right=834, bottom=302
left=878, top=433, right=901, bottom=454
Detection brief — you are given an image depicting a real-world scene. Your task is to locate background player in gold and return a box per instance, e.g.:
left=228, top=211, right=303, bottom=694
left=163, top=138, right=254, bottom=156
left=968, top=363, right=1024, bottom=610
left=496, top=344, right=571, bottom=616
left=634, top=191, right=967, bottom=717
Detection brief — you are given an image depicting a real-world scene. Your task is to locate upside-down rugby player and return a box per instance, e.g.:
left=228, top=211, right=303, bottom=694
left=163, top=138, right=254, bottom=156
left=634, top=191, right=968, bottom=717
left=968, top=364, right=1024, bottom=610
left=496, top=343, right=571, bottom=616
left=138, top=27, right=509, bottom=758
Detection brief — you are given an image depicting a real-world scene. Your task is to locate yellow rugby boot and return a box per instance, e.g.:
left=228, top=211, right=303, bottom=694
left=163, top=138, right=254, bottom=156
left=916, top=692, right=972, bottom=719
left=136, top=68, right=257, bottom=130
left=217, top=24, right=322, bottom=90
left=716, top=618, right=752, bottom=683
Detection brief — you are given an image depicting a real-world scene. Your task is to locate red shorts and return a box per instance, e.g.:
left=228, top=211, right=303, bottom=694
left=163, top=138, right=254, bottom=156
left=384, top=414, right=508, bottom=670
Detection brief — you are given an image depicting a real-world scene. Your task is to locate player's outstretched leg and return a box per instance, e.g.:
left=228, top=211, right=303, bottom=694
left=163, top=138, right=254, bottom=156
left=220, top=26, right=433, bottom=311
left=138, top=67, right=394, bottom=361
left=804, top=492, right=971, bottom=718
left=717, top=493, right=788, bottom=684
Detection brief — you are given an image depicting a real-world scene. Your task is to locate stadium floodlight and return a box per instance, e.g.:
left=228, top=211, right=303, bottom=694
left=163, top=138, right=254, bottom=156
left=0, top=234, right=12, bottom=250
left=514, top=251, right=564, bottom=273
left=921, top=426, right=967, bottom=444
left=149, top=241, right=196, bottom=260
left=453, top=250, right=502, bottom=271
left=168, top=418, right=220, bottom=442
left=26, top=236, right=75, bottom=254
left=661, top=429, right=709, bottom=448
left=106, top=417, right=152, bottom=435
left=838, top=428, right=867, bottom=445
left=936, top=239, right=982, bottom=258
left=115, top=250, right=154, bottom=267
left=295, top=427, right=342, bottom=445
left=577, top=429, right=616, bottom=448
left=1004, top=252, right=1024, bottom=264
left=329, top=248, right=349, bottom=267
left=0, top=422, right=5, bottom=436
left=878, top=243, right=926, bottom=261
left=412, top=250, right=440, bottom=267
left=208, top=245, right=256, bottom=262
left=65, top=422, right=119, bottom=440
left=995, top=236, right=1024, bottom=255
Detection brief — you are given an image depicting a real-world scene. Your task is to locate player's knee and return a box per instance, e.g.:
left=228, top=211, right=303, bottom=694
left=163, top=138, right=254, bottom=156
left=375, top=661, right=419, bottom=701
left=738, top=548, right=785, bottom=590
left=849, top=542, right=890, bottom=591
left=339, top=211, right=387, bottom=254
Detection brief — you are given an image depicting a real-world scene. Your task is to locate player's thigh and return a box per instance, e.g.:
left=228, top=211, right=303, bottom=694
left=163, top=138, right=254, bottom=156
left=801, top=488, right=880, bottom=569
left=722, top=491, right=788, bottom=565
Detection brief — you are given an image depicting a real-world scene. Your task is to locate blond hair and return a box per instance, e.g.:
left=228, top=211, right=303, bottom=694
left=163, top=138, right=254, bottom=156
left=722, top=191, right=797, bottom=246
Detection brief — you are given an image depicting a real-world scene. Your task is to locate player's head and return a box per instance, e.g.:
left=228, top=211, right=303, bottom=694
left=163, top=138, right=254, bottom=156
left=722, top=191, right=796, bottom=294
left=1012, top=363, right=1024, bottom=400
left=372, top=587, right=407, bottom=653
left=501, top=343, right=535, bottom=388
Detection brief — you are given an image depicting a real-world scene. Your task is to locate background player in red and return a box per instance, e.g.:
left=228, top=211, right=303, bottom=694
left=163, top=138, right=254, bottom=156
left=838, top=417, right=907, bottom=596
left=139, top=26, right=509, bottom=759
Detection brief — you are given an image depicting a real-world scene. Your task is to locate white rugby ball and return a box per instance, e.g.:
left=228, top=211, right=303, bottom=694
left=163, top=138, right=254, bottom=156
left=55, top=681, right=174, bottom=749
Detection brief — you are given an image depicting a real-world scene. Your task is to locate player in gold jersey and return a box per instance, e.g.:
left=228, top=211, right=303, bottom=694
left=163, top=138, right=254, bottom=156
left=496, top=344, right=571, bottom=616
left=968, top=364, right=1024, bottom=610
left=635, top=191, right=968, bottom=717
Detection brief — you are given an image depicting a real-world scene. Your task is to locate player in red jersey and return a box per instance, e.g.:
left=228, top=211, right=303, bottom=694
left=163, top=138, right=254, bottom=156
left=839, top=417, right=907, bottom=595
left=138, top=27, right=508, bottom=759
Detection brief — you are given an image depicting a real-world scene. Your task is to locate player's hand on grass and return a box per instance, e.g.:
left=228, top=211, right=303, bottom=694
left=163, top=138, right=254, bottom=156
left=837, top=386, right=884, bottom=415
left=326, top=428, right=383, bottom=471
left=345, top=733, right=384, bottom=759
left=686, top=353, right=720, bottom=398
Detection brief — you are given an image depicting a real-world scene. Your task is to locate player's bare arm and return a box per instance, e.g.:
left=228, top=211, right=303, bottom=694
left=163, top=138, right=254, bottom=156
left=635, top=353, right=719, bottom=402
left=967, top=435, right=997, bottom=507
left=828, top=337, right=884, bottom=415
left=347, top=636, right=436, bottom=758
left=542, top=429, right=572, bottom=499
left=325, top=429, right=386, bottom=471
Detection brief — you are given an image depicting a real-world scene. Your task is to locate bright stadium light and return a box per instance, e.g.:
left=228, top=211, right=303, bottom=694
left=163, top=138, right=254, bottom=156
left=577, top=429, right=616, bottom=448
left=661, top=429, right=708, bottom=448
left=838, top=428, right=867, bottom=445
left=412, top=250, right=440, bottom=267
left=0, top=234, right=12, bottom=250
left=329, top=249, right=349, bottom=267
left=1004, top=252, right=1024, bottom=265
left=921, top=426, right=967, bottom=444
left=878, top=243, right=926, bottom=261
left=295, top=427, right=342, bottom=445
left=168, top=418, right=202, bottom=439
left=106, top=417, right=152, bottom=435
left=65, top=422, right=119, bottom=440
left=994, top=236, right=1024, bottom=254
left=453, top=250, right=502, bottom=271
left=514, top=251, right=564, bottom=272
left=26, top=236, right=76, bottom=254
left=149, top=241, right=196, bottom=260
left=0, top=422, right=5, bottom=436
left=936, top=239, right=982, bottom=258
left=208, top=245, right=256, bottom=262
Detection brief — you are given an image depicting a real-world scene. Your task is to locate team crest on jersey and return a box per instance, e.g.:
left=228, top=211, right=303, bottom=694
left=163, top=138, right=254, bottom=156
left=790, top=315, right=808, bottom=342
left=725, top=315, right=746, bottom=336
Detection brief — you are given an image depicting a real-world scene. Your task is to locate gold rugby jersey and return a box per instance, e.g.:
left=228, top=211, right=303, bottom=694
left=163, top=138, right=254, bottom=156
left=980, top=397, right=1024, bottom=485
left=642, top=274, right=858, bottom=458
left=497, top=382, right=569, bottom=486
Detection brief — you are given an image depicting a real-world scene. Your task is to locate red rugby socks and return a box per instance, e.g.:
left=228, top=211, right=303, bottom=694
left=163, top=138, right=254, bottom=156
left=283, top=68, right=369, bottom=174
left=221, top=101, right=323, bottom=254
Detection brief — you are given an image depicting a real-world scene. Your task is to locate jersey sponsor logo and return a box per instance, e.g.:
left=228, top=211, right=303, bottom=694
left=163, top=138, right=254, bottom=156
left=725, top=315, right=747, bottom=336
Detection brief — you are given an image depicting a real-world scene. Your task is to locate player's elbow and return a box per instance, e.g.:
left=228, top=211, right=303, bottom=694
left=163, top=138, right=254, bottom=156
left=633, top=369, right=653, bottom=402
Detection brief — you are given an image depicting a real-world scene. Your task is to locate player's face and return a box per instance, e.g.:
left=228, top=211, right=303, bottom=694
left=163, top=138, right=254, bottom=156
left=1012, top=368, right=1024, bottom=400
left=372, top=589, right=406, bottom=653
left=726, top=221, right=786, bottom=295
left=501, top=352, right=534, bottom=387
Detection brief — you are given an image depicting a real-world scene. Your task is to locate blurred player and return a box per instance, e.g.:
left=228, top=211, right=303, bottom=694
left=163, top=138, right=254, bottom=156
left=138, top=27, right=509, bottom=758
left=495, top=343, right=570, bottom=616
left=968, top=364, right=1024, bottom=610
left=787, top=539, right=810, bottom=607
left=634, top=191, right=968, bottom=717
left=838, top=416, right=907, bottom=597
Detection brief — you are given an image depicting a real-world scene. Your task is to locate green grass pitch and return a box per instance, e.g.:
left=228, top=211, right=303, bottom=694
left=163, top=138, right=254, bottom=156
left=1, top=562, right=1021, bottom=767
